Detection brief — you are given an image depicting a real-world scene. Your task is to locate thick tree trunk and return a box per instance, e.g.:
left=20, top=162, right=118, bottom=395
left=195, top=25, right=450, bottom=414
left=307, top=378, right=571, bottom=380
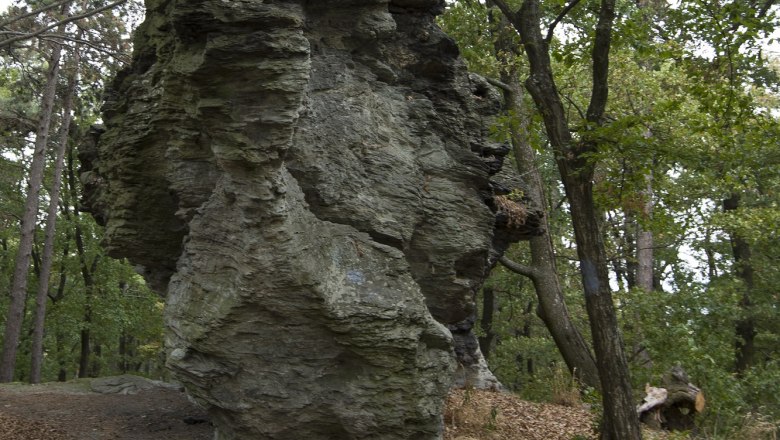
left=0, top=42, right=63, bottom=383
left=492, top=0, right=641, bottom=438
left=564, top=174, right=641, bottom=440
left=723, top=193, right=756, bottom=374
left=30, top=48, right=80, bottom=384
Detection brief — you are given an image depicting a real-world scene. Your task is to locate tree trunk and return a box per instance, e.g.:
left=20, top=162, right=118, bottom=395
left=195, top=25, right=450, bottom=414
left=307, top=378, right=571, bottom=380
left=636, top=171, right=654, bottom=292
left=723, top=193, right=756, bottom=374
left=487, top=5, right=601, bottom=390
left=627, top=168, right=654, bottom=368
left=478, top=287, right=497, bottom=359
left=90, top=342, right=102, bottom=377
left=30, top=46, right=80, bottom=384
left=522, top=299, right=534, bottom=375
left=564, top=174, right=641, bottom=440
left=0, top=41, right=63, bottom=383
left=492, top=0, right=642, bottom=438
left=53, top=245, right=69, bottom=382
left=66, top=145, right=99, bottom=379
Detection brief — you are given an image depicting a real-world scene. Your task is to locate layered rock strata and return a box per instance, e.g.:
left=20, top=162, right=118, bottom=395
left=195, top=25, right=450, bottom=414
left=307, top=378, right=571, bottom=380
left=81, top=1, right=539, bottom=438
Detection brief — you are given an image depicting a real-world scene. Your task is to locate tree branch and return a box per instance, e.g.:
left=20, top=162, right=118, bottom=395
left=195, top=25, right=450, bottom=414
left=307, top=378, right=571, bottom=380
left=0, top=0, right=73, bottom=29
left=563, top=93, right=586, bottom=121
left=490, top=0, right=519, bottom=26
left=37, top=33, right=130, bottom=64
left=485, top=76, right=513, bottom=94
left=0, top=0, right=127, bottom=49
left=499, top=255, right=541, bottom=281
left=545, top=0, right=583, bottom=43
left=585, top=0, right=615, bottom=126
left=757, top=0, right=776, bottom=18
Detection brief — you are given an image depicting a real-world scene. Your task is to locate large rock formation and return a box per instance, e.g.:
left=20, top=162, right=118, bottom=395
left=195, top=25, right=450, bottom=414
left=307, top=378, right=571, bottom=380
left=81, top=1, right=539, bottom=438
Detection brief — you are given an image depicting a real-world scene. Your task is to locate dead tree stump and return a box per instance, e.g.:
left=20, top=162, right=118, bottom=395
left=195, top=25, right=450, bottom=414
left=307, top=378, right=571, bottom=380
left=637, top=366, right=706, bottom=431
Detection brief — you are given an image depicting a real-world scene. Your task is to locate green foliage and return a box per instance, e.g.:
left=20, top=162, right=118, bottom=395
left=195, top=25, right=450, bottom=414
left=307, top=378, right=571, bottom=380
left=444, top=0, right=780, bottom=436
left=0, top=0, right=162, bottom=383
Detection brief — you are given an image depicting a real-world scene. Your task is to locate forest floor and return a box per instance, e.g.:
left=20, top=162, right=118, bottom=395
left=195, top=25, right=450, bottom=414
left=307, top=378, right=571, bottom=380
left=0, top=377, right=665, bottom=440
left=0, top=378, right=211, bottom=439
left=443, top=388, right=597, bottom=440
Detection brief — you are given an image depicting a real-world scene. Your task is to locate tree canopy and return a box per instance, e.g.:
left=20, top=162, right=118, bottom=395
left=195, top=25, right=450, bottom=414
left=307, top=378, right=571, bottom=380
left=440, top=0, right=780, bottom=438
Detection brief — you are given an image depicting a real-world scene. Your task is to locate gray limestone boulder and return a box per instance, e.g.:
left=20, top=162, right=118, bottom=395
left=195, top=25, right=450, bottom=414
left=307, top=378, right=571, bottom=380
left=81, top=1, right=540, bottom=438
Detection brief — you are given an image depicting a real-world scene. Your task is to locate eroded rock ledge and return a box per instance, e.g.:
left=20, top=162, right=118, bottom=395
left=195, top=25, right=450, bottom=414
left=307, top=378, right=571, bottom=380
left=81, top=1, right=539, bottom=438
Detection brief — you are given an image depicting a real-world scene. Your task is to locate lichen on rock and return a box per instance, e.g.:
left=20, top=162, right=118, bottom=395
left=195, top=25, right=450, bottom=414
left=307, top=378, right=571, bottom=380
left=81, top=1, right=539, bottom=438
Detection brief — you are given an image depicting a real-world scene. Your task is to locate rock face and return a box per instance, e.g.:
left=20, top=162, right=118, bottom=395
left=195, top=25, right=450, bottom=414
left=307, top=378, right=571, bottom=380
left=81, top=1, right=538, bottom=438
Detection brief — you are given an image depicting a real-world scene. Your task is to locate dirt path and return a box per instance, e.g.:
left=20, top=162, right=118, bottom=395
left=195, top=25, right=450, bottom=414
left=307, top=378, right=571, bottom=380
left=0, top=379, right=212, bottom=440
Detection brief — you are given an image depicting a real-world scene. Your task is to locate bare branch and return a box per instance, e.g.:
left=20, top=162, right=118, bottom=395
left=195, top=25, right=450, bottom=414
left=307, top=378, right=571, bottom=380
left=0, top=0, right=73, bottom=29
left=0, top=0, right=127, bottom=49
left=499, top=255, right=541, bottom=281
left=545, top=0, right=583, bottom=43
left=484, top=76, right=513, bottom=94
left=563, top=93, right=586, bottom=121
left=38, top=33, right=130, bottom=64
left=757, top=0, right=776, bottom=18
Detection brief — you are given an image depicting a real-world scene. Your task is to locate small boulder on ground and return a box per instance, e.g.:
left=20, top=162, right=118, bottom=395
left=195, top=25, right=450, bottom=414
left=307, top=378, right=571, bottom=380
left=90, top=374, right=182, bottom=395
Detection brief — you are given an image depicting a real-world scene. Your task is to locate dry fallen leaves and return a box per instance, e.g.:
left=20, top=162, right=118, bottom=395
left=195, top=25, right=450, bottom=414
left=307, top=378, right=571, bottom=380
left=443, top=388, right=597, bottom=440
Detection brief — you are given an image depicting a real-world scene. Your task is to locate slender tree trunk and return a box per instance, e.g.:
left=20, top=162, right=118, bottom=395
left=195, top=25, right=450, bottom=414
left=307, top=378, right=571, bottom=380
left=56, top=331, right=68, bottom=382
left=0, top=41, right=63, bottom=383
left=704, top=227, right=719, bottom=280
left=723, top=193, right=756, bottom=374
left=478, top=287, right=497, bottom=359
left=30, top=47, right=80, bottom=384
left=491, top=0, right=641, bottom=438
left=90, top=342, right=102, bottom=377
left=636, top=171, right=654, bottom=292
left=522, top=300, right=534, bottom=375
left=53, top=244, right=69, bottom=381
left=624, top=211, right=638, bottom=289
left=627, top=169, right=654, bottom=368
left=487, top=4, right=600, bottom=390
left=66, top=144, right=100, bottom=378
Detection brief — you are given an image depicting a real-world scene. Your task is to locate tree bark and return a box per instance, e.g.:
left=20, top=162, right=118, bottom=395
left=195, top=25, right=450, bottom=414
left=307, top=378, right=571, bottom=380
left=491, top=0, right=642, bottom=438
left=65, top=145, right=99, bottom=378
left=0, top=41, right=63, bottom=383
left=478, top=286, right=497, bottom=359
left=636, top=171, right=654, bottom=292
left=30, top=45, right=80, bottom=384
left=723, top=193, right=756, bottom=374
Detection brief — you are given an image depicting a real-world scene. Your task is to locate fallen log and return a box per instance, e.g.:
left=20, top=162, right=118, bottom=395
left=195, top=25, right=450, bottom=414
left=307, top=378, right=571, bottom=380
left=637, top=366, right=705, bottom=431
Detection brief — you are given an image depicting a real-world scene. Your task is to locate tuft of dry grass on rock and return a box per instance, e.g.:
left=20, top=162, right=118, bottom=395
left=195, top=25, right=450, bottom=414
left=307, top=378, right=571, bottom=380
left=494, top=195, right=528, bottom=228
left=443, top=388, right=596, bottom=440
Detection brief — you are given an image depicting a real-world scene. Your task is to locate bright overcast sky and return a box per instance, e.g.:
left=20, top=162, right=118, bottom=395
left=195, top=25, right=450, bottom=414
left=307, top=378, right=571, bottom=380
left=0, top=0, right=777, bottom=55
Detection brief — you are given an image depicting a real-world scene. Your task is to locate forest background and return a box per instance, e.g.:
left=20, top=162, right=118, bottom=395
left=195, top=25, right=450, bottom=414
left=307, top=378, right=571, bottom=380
left=0, top=1, right=778, bottom=439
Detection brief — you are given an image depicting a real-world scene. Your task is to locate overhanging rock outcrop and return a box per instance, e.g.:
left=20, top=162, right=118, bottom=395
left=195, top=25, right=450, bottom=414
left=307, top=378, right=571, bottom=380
left=81, top=1, right=539, bottom=438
